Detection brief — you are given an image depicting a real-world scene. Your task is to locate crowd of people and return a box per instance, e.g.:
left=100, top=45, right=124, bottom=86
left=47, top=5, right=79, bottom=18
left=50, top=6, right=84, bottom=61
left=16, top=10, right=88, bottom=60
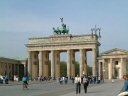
left=0, top=75, right=9, bottom=84
left=74, top=75, right=100, bottom=94
left=37, top=76, right=51, bottom=81
left=56, top=75, right=102, bottom=94
left=58, top=76, right=68, bottom=84
left=1, top=73, right=128, bottom=95
left=21, top=73, right=128, bottom=95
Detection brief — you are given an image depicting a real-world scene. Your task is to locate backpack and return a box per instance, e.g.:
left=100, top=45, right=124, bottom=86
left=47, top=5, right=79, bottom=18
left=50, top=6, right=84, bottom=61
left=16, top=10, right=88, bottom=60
left=83, top=77, right=87, bottom=83
left=23, top=76, right=27, bottom=81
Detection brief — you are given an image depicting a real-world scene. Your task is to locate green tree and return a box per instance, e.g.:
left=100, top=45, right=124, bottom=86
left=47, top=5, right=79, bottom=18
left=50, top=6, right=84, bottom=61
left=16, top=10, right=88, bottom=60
left=60, top=61, right=67, bottom=76
left=48, top=60, right=92, bottom=77
left=87, top=66, right=92, bottom=76
left=75, top=61, right=79, bottom=75
left=75, top=61, right=92, bottom=76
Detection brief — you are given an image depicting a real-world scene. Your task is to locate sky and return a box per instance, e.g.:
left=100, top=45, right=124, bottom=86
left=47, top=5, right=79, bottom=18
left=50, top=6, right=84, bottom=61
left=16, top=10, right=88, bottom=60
left=0, top=0, right=128, bottom=61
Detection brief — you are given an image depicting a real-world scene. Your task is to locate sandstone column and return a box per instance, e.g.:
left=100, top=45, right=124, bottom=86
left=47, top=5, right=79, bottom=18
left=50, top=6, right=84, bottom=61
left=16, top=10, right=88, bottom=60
left=80, top=49, right=84, bottom=77
left=102, top=59, right=105, bottom=79
left=83, top=50, right=87, bottom=75
left=71, top=50, right=75, bottom=77
left=98, top=61, right=101, bottom=78
left=28, top=51, right=32, bottom=78
left=123, top=58, right=127, bottom=76
left=120, top=58, right=123, bottom=79
left=32, top=51, right=39, bottom=79
left=43, top=51, right=49, bottom=77
left=39, top=51, right=43, bottom=77
left=109, top=58, right=113, bottom=80
left=51, top=50, right=55, bottom=79
left=92, top=48, right=97, bottom=76
left=55, top=51, right=60, bottom=78
left=67, top=50, right=71, bottom=79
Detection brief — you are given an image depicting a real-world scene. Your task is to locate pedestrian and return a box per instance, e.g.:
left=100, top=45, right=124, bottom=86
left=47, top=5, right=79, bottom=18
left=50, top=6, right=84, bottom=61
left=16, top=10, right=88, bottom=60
left=72, top=77, right=75, bottom=84
left=75, top=74, right=81, bottom=94
left=83, top=75, right=89, bottom=93
left=121, top=74, right=128, bottom=92
left=112, top=75, right=115, bottom=83
left=5, top=75, right=8, bottom=84
left=64, top=77, right=68, bottom=84
left=22, top=75, right=29, bottom=89
left=117, top=74, right=128, bottom=96
left=93, top=76, right=96, bottom=84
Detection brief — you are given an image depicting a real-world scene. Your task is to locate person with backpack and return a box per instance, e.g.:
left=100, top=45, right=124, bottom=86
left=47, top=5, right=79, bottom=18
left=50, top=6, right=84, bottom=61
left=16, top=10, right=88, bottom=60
left=22, top=75, right=29, bottom=89
left=5, top=75, right=8, bottom=84
left=83, top=75, right=89, bottom=93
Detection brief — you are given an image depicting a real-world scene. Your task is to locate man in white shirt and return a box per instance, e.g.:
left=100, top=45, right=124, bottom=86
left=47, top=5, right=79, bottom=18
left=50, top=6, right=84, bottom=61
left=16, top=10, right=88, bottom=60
left=75, top=75, right=81, bottom=94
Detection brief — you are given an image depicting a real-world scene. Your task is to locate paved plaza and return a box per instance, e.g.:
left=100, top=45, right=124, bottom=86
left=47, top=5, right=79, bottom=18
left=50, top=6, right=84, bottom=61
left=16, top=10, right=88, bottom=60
left=0, top=80, right=124, bottom=96
left=61, top=80, right=123, bottom=96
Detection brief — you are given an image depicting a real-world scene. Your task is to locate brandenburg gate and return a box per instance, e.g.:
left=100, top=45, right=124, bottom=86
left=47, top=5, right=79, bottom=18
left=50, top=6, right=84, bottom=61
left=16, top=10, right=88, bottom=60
left=26, top=19, right=101, bottom=79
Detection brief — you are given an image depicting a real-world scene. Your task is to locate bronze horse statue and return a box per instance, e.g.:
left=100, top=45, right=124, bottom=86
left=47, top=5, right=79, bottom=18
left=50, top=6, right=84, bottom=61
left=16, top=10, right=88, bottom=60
left=53, top=24, right=69, bottom=35
left=53, top=18, right=69, bottom=35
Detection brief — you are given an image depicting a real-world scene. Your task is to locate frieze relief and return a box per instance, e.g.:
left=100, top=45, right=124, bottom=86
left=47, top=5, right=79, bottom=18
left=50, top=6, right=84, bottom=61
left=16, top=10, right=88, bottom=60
left=28, top=44, right=95, bottom=51
left=51, top=36, right=71, bottom=42
left=28, top=35, right=97, bottom=45
left=72, top=36, right=95, bottom=42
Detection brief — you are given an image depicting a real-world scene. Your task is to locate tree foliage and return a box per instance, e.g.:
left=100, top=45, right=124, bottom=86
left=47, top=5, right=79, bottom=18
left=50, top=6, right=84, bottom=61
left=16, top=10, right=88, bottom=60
left=48, top=60, right=92, bottom=76
left=60, top=61, right=67, bottom=76
left=60, top=61, right=92, bottom=76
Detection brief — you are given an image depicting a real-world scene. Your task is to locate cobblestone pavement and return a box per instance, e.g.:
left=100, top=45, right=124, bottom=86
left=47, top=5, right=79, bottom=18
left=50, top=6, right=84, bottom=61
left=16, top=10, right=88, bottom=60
left=0, top=80, right=124, bottom=96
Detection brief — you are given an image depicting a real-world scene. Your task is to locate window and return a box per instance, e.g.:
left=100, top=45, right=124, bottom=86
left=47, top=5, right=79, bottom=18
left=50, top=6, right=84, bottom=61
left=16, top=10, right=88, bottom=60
left=115, top=61, right=118, bottom=65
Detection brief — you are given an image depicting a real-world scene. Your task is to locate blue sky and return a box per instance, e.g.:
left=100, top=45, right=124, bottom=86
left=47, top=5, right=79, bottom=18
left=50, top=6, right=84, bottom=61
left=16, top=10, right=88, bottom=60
left=0, top=0, right=128, bottom=61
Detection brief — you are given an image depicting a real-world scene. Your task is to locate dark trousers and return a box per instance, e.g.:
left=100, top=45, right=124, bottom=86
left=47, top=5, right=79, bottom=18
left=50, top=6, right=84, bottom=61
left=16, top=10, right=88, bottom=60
left=5, top=79, right=8, bottom=84
left=83, top=83, right=88, bottom=93
left=23, top=81, right=28, bottom=85
left=76, top=83, right=81, bottom=94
